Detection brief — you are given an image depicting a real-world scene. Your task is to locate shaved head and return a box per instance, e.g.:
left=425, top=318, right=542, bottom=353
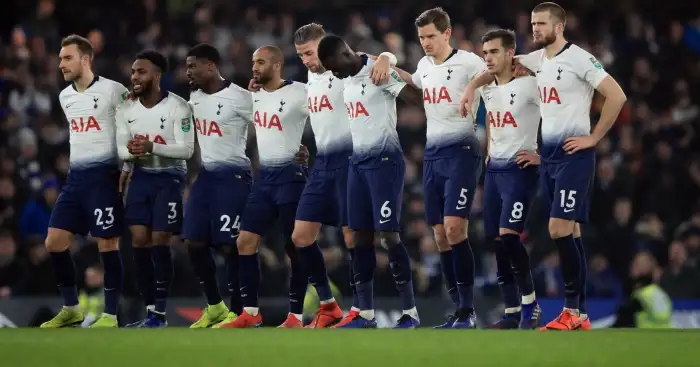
left=252, top=46, right=284, bottom=85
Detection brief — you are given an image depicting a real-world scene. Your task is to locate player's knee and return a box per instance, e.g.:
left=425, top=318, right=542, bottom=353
left=352, top=230, right=374, bottom=247
left=548, top=219, right=575, bottom=239
left=342, top=227, right=355, bottom=249
left=498, top=228, right=519, bottom=237
left=151, top=231, right=171, bottom=245
left=291, top=228, right=315, bottom=248
left=45, top=228, right=72, bottom=252
left=432, top=225, right=450, bottom=252
left=379, top=231, right=400, bottom=249
left=97, top=237, right=120, bottom=252
left=236, top=231, right=260, bottom=255
left=573, top=223, right=582, bottom=238
left=130, top=226, right=150, bottom=248
left=444, top=217, right=468, bottom=245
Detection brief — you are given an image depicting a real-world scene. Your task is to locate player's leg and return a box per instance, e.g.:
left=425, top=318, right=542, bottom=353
left=140, top=180, right=184, bottom=327
left=123, top=173, right=156, bottom=327
left=371, top=159, right=419, bottom=329
left=337, top=165, right=361, bottom=325
left=275, top=181, right=309, bottom=328
left=483, top=170, right=518, bottom=329
left=542, top=158, right=594, bottom=330
left=574, top=222, right=591, bottom=330
left=496, top=167, right=540, bottom=329
left=86, top=182, right=125, bottom=328
left=334, top=164, right=378, bottom=328
left=292, top=169, right=342, bottom=327
left=182, top=176, right=228, bottom=328
left=40, top=187, right=86, bottom=328
left=423, top=160, right=460, bottom=326
left=442, top=154, right=482, bottom=328
left=219, top=184, right=274, bottom=328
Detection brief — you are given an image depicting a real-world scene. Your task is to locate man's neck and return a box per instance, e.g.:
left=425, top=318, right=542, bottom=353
left=433, top=46, right=454, bottom=65
left=349, top=55, right=364, bottom=77
left=139, top=88, right=163, bottom=108
left=545, top=37, right=569, bottom=59
left=74, top=70, right=96, bottom=92
left=262, top=77, right=284, bottom=92
left=202, top=76, right=225, bottom=94
left=494, top=66, right=514, bottom=85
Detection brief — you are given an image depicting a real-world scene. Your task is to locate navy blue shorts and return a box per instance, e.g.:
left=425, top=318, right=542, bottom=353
left=347, top=158, right=405, bottom=232
left=125, top=170, right=185, bottom=233
left=483, top=166, right=539, bottom=238
left=49, top=179, right=124, bottom=238
left=540, top=156, right=595, bottom=223
left=423, top=152, right=482, bottom=225
left=182, top=168, right=252, bottom=245
left=295, top=165, right=349, bottom=227
left=239, top=181, right=306, bottom=237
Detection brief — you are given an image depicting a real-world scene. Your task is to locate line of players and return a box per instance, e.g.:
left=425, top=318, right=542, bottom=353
left=39, top=1, right=626, bottom=330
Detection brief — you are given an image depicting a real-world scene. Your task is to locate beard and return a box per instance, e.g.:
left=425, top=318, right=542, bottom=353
left=253, top=73, right=271, bottom=85
left=133, top=82, right=153, bottom=97
left=534, top=32, right=557, bottom=48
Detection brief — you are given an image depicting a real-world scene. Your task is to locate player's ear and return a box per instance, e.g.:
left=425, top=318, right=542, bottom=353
left=443, top=28, right=452, bottom=39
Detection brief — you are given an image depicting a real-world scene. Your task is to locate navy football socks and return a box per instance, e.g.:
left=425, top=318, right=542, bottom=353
left=353, top=245, right=376, bottom=312
left=439, top=250, right=459, bottom=306
left=494, top=238, right=520, bottom=309
left=553, top=234, right=580, bottom=310
left=100, top=250, right=123, bottom=315
left=50, top=250, right=79, bottom=307
left=284, top=244, right=307, bottom=315
left=226, top=246, right=243, bottom=315
left=132, top=247, right=155, bottom=307
left=501, top=234, right=535, bottom=301
left=297, top=243, right=333, bottom=301
left=452, top=238, right=475, bottom=310
left=151, top=245, right=173, bottom=315
left=188, top=245, right=223, bottom=306
left=387, top=243, right=416, bottom=310
left=574, top=236, right=587, bottom=314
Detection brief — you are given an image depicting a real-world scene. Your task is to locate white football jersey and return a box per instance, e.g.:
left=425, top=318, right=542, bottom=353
left=480, top=76, right=541, bottom=169
left=518, top=43, right=608, bottom=161
left=307, top=70, right=352, bottom=169
left=115, top=92, right=195, bottom=176
left=252, top=81, right=308, bottom=168
left=412, top=49, right=486, bottom=158
left=344, top=57, right=406, bottom=164
left=59, top=76, right=129, bottom=175
left=190, top=81, right=252, bottom=172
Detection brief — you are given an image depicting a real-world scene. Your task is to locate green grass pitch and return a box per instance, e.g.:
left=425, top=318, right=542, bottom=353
left=1, top=328, right=699, bottom=366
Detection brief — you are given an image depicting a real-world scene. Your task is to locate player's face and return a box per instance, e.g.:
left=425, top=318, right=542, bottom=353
left=295, top=40, right=324, bottom=73
left=131, top=59, right=157, bottom=97
left=251, top=50, right=280, bottom=84
left=482, top=39, right=514, bottom=74
left=319, top=48, right=354, bottom=79
left=186, top=56, right=211, bottom=90
left=531, top=11, right=558, bottom=48
left=417, top=23, right=451, bottom=57
left=58, top=44, right=85, bottom=82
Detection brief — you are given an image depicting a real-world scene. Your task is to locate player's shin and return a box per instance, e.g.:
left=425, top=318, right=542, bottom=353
left=494, top=238, right=520, bottom=312
left=98, top=239, right=123, bottom=318
left=49, top=250, right=80, bottom=307
left=292, top=222, right=333, bottom=303
left=226, top=245, right=243, bottom=315
left=552, top=233, right=581, bottom=311
left=574, top=235, right=588, bottom=317
left=187, top=241, right=223, bottom=306
left=381, top=232, right=418, bottom=320
left=284, top=242, right=308, bottom=321
left=343, top=227, right=360, bottom=311
left=151, top=237, right=174, bottom=318
left=500, top=233, right=536, bottom=304
left=132, top=246, right=156, bottom=309
left=353, top=231, right=377, bottom=320
left=237, top=232, right=261, bottom=316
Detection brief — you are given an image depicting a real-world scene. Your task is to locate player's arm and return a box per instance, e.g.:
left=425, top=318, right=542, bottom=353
left=564, top=54, right=627, bottom=153
left=151, top=104, right=196, bottom=159
left=392, top=66, right=421, bottom=89
left=234, top=89, right=254, bottom=123
left=382, top=69, right=423, bottom=107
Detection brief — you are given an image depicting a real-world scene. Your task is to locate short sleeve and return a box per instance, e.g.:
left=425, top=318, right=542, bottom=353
left=232, top=88, right=254, bottom=123
left=572, top=51, right=608, bottom=89
left=466, top=54, right=487, bottom=80
left=382, top=69, right=407, bottom=97
left=411, top=72, right=422, bottom=89
left=517, top=50, right=543, bottom=73
left=112, top=82, right=129, bottom=106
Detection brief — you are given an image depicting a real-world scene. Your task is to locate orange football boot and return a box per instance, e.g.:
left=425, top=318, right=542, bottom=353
left=218, top=311, right=262, bottom=328
left=305, top=301, right=344, bottom=328
left=331, top=309, right=360, bottom=328
left=540, top=309, right=583, bottom=331
left=578, top=316, right=591, bottom=331
left=278, top=314, right=303, bottom=328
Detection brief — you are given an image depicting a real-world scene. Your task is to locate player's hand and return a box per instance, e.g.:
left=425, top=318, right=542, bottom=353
left=512, top=58, right=530, bottom=78
left=295, top=144, right=309, bottom=164
left=119, top=170, right=131, bottom=194
left=515, top=151, right=541, bottom=167
left=563, top=136, right=597, bottom=154
left=356, top=52, right=378, bottom=61
left=485, top=156, right=490, bottom=167
left=248, top=79, right=262, bottom=92
left=459, top=85, right=476, bottom=118
left=128, top=136, right=153, bottom=156
left=370, top=55, right=391, bottom=85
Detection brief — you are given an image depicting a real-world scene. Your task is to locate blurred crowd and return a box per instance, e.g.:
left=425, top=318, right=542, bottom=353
left=2, top=0, right=700, bottom=305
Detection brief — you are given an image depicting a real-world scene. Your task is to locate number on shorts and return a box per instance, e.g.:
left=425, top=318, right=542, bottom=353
left=559, top=190, right=577, bottom=209
left=168, top=202, right=177, bottom=220
left=458, top=188, right=469, bottom=206
left=220, top=214, right=241, bottom=232
left=380, top=201, right=392, bottom=219
left=511, top=202, right=524, bottom=220
left=94, top=207, right=115, bottom=226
